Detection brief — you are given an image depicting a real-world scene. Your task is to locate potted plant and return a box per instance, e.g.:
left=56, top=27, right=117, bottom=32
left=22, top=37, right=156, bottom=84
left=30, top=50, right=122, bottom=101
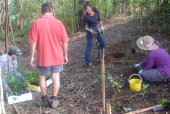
left=6, top=74, right=32, bottom=104
left=7, top=74, right=28, bottom=95
left=25, top=71, right=52, bottom=92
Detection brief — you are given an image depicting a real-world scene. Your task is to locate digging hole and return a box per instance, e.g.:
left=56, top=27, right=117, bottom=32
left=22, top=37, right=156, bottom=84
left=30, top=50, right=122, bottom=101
left=93, top=52, right=125, bottom=64
left=110, top=52, right=125, bottom=58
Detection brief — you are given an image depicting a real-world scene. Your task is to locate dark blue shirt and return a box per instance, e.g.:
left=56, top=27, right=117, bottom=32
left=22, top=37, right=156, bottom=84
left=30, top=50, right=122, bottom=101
left=82, top=12, right=101, bottom=28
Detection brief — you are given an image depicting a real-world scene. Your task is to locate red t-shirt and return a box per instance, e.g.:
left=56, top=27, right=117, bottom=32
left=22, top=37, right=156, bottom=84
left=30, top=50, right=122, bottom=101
left=28, top=15, right=68, bottom=66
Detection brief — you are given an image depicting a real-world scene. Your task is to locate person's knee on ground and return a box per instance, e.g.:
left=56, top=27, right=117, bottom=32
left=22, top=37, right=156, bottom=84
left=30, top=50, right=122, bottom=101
left=141, top=69, right=165, bottom=82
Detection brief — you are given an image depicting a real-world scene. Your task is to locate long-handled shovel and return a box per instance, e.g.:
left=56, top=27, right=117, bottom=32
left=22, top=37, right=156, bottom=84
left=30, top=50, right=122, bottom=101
left=93, top=29, right=104, bottom=59
left=93, top=29, right=106, bottom=112
left=100, top=48, right=106, bottom=112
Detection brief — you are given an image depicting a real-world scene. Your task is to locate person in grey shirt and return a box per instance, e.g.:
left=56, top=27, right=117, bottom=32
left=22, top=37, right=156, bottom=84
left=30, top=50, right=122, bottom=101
left=0, top=46, right=23, bottom=92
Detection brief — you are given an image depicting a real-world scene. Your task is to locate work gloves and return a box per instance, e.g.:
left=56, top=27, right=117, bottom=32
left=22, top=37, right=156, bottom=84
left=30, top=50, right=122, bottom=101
left=89, top=27, right=104, bottom=35
left=134, top=63, right=140, bottom=68
left=138, top=69, right=143, bottom=74
left=99, top=27, right=104, bottom=34
left=134, top=63, right=144, bottom=75
left=90, top=29, right=97, bottom=35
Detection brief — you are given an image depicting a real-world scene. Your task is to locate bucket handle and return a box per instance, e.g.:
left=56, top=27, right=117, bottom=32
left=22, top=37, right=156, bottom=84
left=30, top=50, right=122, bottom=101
left=128, top=74, right=142, bottom=82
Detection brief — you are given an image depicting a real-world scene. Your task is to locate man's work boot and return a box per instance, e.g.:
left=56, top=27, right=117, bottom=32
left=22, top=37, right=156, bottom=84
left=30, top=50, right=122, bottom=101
left=41, top=95, right=49, bottom=107
left=49, top=96, right=59, bottom=109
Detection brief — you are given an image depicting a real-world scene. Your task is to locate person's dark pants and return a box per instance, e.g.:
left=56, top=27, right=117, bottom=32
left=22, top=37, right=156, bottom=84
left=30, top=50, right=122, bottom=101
left=141, top=69, right=170, bottom=82
left=85, top=27, right=105, bottom=65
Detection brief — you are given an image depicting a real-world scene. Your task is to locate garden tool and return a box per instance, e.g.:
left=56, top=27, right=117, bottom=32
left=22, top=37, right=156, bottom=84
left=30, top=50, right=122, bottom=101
left=92, top=28, right=104, bottom=59
left=131, top=47, right=136, bottom=53
left=93, top=33, right=100, bottom=58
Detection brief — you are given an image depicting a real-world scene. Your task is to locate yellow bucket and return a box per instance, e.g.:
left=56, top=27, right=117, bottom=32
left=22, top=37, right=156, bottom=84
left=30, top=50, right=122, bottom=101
left=129, top=74, right=142, bottom=92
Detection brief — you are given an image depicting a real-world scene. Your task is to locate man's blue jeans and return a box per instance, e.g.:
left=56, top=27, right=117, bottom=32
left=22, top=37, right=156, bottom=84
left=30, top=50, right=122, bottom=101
left=85, top=27, right=105, bottom=65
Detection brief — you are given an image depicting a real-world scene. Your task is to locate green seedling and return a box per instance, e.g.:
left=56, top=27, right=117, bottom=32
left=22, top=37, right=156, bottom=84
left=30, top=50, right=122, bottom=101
left=160, top=98, right=169, bottom=107
left=7, top=74, right=28, bottom=95
left=107, top=74, right=124, bottom=101
left=112, top=102, right=123, bottom=111
left=25, top=71, right=39, bottom=86
left=141, top=83, right=149, bottom=97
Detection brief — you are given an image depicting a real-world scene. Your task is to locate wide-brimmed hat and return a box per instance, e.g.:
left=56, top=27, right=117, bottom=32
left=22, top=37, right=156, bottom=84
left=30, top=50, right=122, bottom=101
left=9, top=46, right=23, bottom=56
left=136, top=36, right=159, bottom=51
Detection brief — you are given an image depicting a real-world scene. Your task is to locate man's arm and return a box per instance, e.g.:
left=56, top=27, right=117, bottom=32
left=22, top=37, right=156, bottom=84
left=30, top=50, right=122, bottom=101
left=0, top=49, right=4, bottom=55
left=62, top=41, right=68, bottom=64
left=99, top=21, right=103, bottom=27
left=30, top=43, right=37, bottom=66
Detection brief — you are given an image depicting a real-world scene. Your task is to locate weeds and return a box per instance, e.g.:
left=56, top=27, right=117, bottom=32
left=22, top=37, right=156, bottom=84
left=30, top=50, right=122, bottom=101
left=107, top=67, right=124, bottom=101
left=160, top=98, right=169, bottom=107
left=112, top=102, right=123, bottom=111
left=141, top=83, right=149, bottom=97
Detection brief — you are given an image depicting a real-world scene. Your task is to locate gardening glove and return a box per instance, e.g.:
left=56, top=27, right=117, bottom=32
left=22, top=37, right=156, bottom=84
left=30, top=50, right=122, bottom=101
left=100, top=26, right=104, bottom=33
left=90, top=29, right=97, bottom=35
left=134, top=63, right=141, bottom=68
left=138, top=69, right=143, bottom=75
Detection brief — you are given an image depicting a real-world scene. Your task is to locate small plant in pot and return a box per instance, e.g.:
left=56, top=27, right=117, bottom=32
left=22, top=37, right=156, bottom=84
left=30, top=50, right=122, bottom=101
left=25, top=71, right=39, bottom=86
left=7, top=74, right=28, bottom=96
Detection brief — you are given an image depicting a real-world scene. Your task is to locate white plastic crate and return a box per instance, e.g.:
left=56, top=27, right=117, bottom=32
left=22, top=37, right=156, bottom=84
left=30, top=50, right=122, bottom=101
left=7, top=89, right=32, bottom=104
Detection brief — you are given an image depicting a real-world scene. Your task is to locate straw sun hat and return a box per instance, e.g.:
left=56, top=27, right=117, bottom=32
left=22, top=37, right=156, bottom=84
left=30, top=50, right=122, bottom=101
left=136, top=36, right=159, bottom=51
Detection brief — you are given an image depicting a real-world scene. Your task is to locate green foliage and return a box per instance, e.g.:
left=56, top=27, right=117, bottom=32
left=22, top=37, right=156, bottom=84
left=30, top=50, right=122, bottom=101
left=141, top=83, right=149, bottom=97
left=112, top=102, right=123, bottom=110
left=160, top=98, right=169, bottom=107
left=107, top=68, right=124, bottom=92
left=108, top=76, right=123, bottom=91
left=7, top=75, right=28, bottom=95
left=25, top=71, right=39, bottom=86
left=1, top=0, right=170, bottom=45
left=0, top=31, right=5, bottom=41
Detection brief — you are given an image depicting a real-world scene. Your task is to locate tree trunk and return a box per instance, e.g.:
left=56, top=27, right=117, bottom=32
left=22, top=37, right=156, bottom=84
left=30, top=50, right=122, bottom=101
left=5, top=0, right=9, bottom=53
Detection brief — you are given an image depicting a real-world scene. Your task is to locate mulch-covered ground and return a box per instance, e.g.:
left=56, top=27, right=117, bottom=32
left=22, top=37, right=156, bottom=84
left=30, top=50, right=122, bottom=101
left=3, top=16, right=170, bottom=114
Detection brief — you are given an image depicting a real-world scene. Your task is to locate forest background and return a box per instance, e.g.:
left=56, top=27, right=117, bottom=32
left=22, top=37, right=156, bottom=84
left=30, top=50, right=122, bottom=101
left=0, top=0, right=170, bottom=45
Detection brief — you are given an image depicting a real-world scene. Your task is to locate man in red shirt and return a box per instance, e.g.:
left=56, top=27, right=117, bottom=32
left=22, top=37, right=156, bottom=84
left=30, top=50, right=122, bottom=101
left=28, top=2, right=68, bottom=109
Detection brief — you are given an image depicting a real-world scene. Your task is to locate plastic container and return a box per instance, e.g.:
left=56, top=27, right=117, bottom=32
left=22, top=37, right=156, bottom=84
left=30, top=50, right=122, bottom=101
left=129, top=74, right=142, bottom=92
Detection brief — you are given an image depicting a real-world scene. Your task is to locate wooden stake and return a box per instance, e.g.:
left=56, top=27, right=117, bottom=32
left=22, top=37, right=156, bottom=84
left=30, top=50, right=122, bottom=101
left=106, top=102, right=112, bottom=114
left=101, top=48, right=106, bottom=112
left=125, top=105, right=162, bottom=114
left=0, top=68, right=6, bottom=114
left=9, top=19, right=16, bottom=46
left=13, top=104, right=20, bottom=114
left=5, top=0, right=9, bottom=53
